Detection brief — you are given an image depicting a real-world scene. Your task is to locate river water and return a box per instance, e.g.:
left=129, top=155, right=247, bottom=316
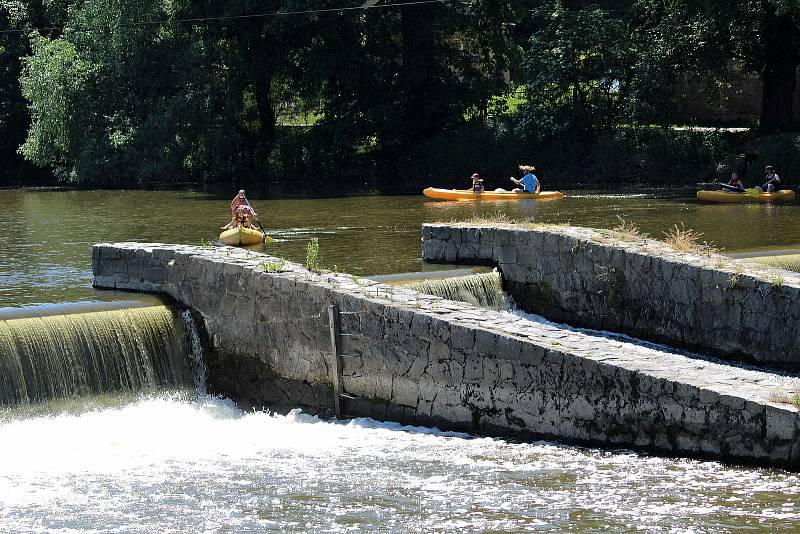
left=2, top=392, right=799, bottom=533
left=2, top=187, right=800, bottom=531
left=3, top=188, right=800, bottom=307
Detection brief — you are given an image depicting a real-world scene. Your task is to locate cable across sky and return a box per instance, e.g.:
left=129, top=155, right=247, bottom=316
left=0, top=0, right=449, bottom=35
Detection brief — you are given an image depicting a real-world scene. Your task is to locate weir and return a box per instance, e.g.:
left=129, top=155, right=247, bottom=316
left=0, top=304, right=194, bottom=405
left=92, top=240, right=800, bottom=468
left=403, top=271, right=510, bottom=310
left=423, top=223, right=800, bottom=371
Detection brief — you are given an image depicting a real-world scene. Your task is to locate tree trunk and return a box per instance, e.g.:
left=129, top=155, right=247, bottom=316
left=399, top=4, right=448, bottom=146
left=759, top=4, right=799, bottom=132
left=253, top=47, right=276, bottom=158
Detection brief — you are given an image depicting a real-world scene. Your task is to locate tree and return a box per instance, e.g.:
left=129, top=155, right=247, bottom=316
left=303, top=0, right=524, bottom=154
left=630, top=0, right=800, bottom=132
left=0, top=0, right=69, bottom=182
left=20, top=0, right=257, bottom=184
left=517, top=2, right=631, bottom=141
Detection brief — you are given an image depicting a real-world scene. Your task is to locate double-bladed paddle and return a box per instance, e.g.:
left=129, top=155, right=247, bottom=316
left=242, top=195, right=274, bottom=243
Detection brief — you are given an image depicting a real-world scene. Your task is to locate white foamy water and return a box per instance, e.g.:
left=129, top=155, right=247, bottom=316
left=0, top=392, right=799, bottom=533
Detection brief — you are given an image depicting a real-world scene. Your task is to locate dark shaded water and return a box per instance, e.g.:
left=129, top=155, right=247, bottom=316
left=3, top=188, right=800, bottom=307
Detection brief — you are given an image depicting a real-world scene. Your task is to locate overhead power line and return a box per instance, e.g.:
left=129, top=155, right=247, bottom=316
left=0, top=0, right=448, bottom=35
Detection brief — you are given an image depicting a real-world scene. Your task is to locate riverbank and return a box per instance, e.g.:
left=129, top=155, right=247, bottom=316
left=6, top=126, right=796, bottom=195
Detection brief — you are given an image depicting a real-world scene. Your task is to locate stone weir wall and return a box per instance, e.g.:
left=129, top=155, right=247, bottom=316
left=422, top=223, right=800, bottom=371
left=93, top=243, right=800, bottom=467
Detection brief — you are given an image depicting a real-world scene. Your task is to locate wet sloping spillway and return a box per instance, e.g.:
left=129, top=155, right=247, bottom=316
left=0, top=305, right=194, bottom=405
left=404, top=271, right=510, bottom=310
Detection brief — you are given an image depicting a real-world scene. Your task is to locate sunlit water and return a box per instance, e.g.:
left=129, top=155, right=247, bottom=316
left=4, top=188, right=800, bottom=530
left=3, top=188, right=800, bottom=306
left=1, top=392, right=799, bottom=533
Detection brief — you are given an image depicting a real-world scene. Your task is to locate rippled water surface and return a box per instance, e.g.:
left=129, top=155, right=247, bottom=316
left=1, top=392, right=799, bottom=533
left=4, top=188, right=800, bottom=306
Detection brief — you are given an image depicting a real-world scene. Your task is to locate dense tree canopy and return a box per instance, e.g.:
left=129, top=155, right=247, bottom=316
left=1, top=0, right=799, bottom=187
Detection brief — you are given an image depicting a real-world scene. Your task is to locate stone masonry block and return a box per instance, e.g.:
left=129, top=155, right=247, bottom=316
left=766, top=405, right=799, bottom=441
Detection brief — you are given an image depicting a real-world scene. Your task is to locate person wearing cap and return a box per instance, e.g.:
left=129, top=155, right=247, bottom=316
left=222, top=204, right=258, bottom=230
left=470, top=173, right=484, bottom=193
left=756, top=165, right=781, bottom=193
left=510, top=165, right=540, bottom=193
left=230, top=189, right=247, bottom=216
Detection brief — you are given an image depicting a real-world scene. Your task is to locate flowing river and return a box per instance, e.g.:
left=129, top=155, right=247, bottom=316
left=2, top=187, right=800, bottom=531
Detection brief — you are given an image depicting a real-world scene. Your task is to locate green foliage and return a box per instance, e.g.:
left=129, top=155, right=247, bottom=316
left=5, top=0, right=799, bottom=188
left=0, top=0, right=69, bottom=182
left=19, top=0, right=222, bottom=185
left=518, top=2, right=630, bottom=141
left=305, top=238, right=322, bottom=273
left=614, top=128, right=739, bottom=181
left=262, top=259, right=287, bottom=273
left=19, top=36, right=92, bottom=174
left=629, top=0, right=800, bottom=131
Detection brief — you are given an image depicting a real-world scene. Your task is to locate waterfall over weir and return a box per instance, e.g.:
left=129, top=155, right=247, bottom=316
left=0, top=305, right=195, bottom=405
left=404, top=271, right=510, bottom=310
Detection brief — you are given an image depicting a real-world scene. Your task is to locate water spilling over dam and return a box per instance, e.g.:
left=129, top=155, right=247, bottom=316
left=403, top=270, right=510, bottom=310
left=0, top=304, right=194, bottom=405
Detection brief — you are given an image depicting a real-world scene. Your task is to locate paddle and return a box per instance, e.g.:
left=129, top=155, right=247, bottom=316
left=696, top=182, right=760, bottom=196
left=241, top=194, right=274, bottom=243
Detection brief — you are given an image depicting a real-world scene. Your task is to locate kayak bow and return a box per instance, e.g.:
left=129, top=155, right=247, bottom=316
left=219, top=224, right=266, bottom=246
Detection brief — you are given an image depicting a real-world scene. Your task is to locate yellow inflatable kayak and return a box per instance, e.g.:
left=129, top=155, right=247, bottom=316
left=696, top=190, right=795, bottom=203
left=423, top=187, right=566, bottom=201
left=219, top=225, right=265, bottom=246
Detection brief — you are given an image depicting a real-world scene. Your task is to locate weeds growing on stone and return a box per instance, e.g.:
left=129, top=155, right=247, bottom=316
left=728, top=264, right=742, bottom=289
left=769, top=275, right=785, bottom=287
left=661, top=222, right=718, bottom=256
left=262, top=259, right=287, bottom=273
left=610, top=216, right=645, bottom=241
left=768, top=389, right=800, bottom=409
left=747, top=253, right=800, bottom=274
left=305, top=238, right=322, bottom=273
left=449, top=211, right=571, bottom=231
left=465, top=211, right=514, bottom=225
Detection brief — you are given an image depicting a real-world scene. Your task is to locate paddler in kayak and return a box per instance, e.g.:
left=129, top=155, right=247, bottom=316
left=756, top=165, right=781, bottom=193
left=510, top=165, right=541, bottom=193
left=471, top=173, right=484, bottom=193
left=712, top=172, right=744, bottom=191
left=222, top=204, right=258, bottom=230
left=230, top=189, right=247, bottom=215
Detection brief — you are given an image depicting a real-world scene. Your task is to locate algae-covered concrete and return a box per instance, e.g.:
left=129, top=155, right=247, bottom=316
left=93, top=242, right=800, bottom=467
left=423, top=223, right=800, bottom=370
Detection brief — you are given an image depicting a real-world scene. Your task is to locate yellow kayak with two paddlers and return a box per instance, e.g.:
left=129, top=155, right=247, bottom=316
left=423, top=187, right=566, bottom=201
left=219, top=225, right=267, bottom=246
left=696, top=189, right=795, bottom=203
